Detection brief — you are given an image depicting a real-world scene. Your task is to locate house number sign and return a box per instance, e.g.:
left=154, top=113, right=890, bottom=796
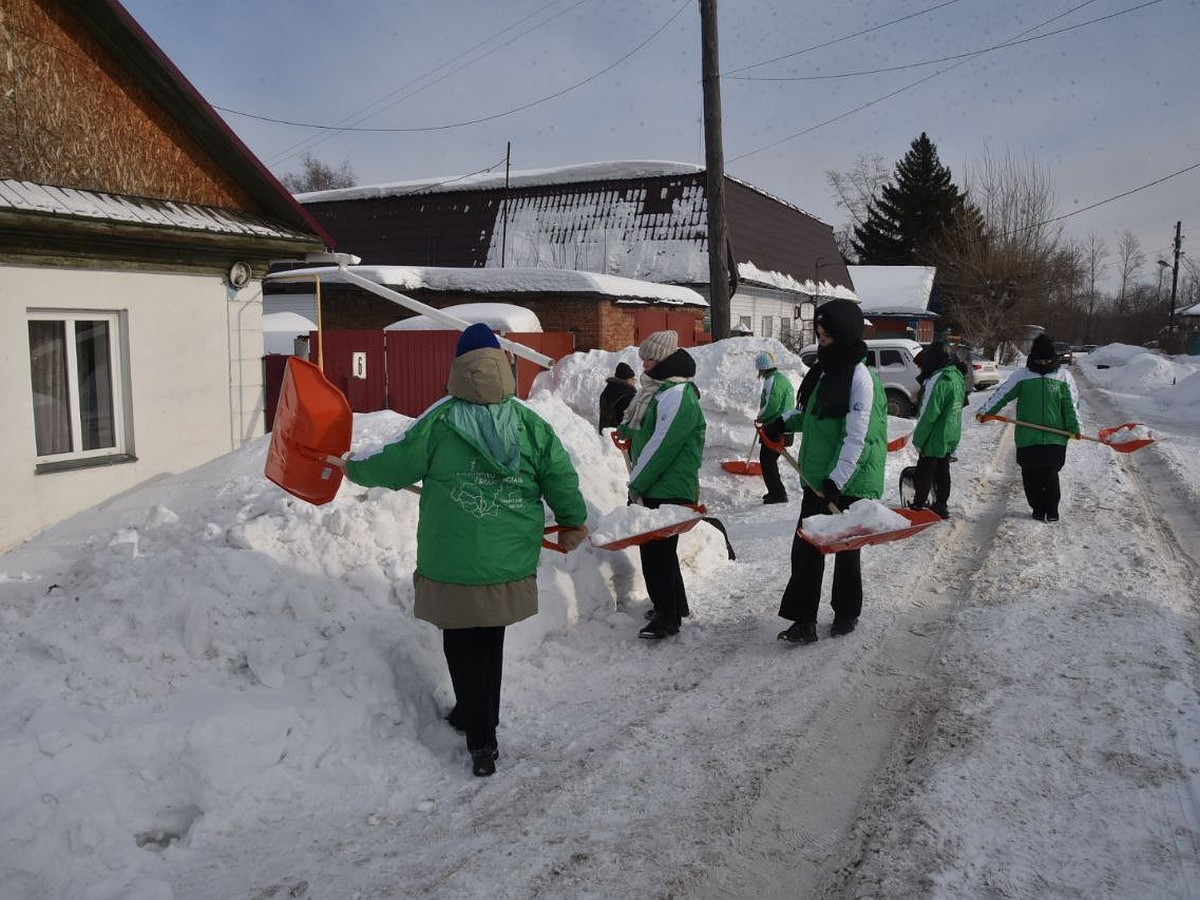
left=351, top=352, right=367, bottom=379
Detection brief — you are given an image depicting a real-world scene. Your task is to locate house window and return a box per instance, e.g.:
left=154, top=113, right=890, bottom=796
left=28, top=311, right=130, bottom=466
left=779, top=318, right=791, bottom=339
left=761, top=316, right=774, bottom=338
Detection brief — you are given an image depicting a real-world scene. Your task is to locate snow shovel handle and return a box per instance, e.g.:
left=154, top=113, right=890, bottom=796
left=771, top=440, right=840, bottom=514
left=979, top=414, right=1091, bottom=442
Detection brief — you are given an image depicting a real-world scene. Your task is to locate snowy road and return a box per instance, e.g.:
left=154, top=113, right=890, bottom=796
left=163, top=366, right=1200, bottom=899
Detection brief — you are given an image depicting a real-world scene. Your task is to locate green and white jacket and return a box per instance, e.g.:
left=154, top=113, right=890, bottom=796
left=912, top=364, right=965, bottom=458
left=980, top=367, right=1080, bottom=447
left=620, top=381, right=706, bottom=502
left=757, top=370, right=796, bottom=423
left=782, top=363, right=887, bottom=499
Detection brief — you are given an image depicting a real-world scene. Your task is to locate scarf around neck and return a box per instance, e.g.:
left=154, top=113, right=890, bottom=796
left=797, top=340, right=868, bottom=418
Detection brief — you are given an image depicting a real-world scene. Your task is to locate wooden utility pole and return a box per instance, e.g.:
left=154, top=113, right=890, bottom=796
left=1167, top=220, right=1182, bottom=334
left=699, top=0, right=731, bottom=340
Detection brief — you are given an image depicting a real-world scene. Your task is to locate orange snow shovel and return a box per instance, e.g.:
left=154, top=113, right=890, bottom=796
left=799, top=507, right=942, bottom=554
left=979, top=414, right=1155, bottom=453
left=265, top=357, right=352, bottom=505
left=721, top=432, right=762, bottom=476
left=887, top=433, right=911, bottom=452
left=590, top=504, right=709, bottom=551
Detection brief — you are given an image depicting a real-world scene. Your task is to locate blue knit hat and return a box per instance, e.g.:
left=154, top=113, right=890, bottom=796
left=755, top=351, right=775, bottom=371
left=456, top=322, right=501, bottom=356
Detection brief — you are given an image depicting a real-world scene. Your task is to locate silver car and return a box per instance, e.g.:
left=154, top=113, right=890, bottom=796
left=970, top=354, right=1000, bottom=390
left=799, top=338, right=924, bottom=417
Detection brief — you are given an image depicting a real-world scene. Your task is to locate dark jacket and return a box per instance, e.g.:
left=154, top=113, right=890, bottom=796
left=598, top=378, right=636, bottom=431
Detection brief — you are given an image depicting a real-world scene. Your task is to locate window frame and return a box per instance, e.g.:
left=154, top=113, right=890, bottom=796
left=27, top=308, right=135, bottom=472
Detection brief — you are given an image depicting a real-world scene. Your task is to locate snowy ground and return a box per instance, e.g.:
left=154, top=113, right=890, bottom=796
left=1, top=341, right=1198, bottom=899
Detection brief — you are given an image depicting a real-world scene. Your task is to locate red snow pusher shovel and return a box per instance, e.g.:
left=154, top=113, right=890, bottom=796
left=265, top=357, right=353, bottom=505
left=887, top=433, right=911, bottom=452
left=590, top=504, right=708, bottom=551
left=721, top=432, right=762, bottom=476
left=979, top=414, right=1155, bottom=453
left=799, top=507, right=942, bottom=555
left=758, top=426, right=941, bottom=550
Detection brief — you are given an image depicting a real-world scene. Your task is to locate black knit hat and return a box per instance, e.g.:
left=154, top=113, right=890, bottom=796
left=1030, top=334, right=1056, bottom=360
left=815, top=299, right=865, bottom=346
left=614, top=362, right=635, bottom=379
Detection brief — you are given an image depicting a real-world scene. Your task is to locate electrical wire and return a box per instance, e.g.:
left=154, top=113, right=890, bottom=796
left=729, top=0, right=1164, bottom=82
left=723, top=0, right=966, bottom=76
left=218, top=1, right=689, bottom=135
left=728, top=0, right=1104, bottom=163
left=266, top=0, right=587, bottom=166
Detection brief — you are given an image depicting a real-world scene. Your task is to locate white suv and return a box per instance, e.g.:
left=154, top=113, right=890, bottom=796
left=798, top=338, right=924, bottom=417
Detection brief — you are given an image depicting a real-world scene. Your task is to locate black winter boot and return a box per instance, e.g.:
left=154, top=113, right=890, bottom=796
left=777, top=621, right=818, bottom=644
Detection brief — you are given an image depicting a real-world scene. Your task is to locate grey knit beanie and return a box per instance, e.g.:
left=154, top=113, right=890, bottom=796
left=638, top=330, right=679, bottom=362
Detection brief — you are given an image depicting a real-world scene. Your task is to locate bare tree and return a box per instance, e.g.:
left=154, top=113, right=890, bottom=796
left=1081, top=231, right=1109, bottom=344
left=933, top=147, right=1070, bottom=351
left=826, top=153, right=890, bottom=262
left=1114, top=230, right=1146, bottom=312
left=279, top=153, right=356, bottom=193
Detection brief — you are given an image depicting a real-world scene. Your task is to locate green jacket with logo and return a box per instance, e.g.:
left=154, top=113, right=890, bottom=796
left=345, top=394, right=586, bottom=587
left=782, top=363, right=887, bottom=499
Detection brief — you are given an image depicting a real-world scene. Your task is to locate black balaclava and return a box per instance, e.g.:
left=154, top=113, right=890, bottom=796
left=797, top=299, right=868, bottom=417
left=917, top=341, right=950, bottom=383
left=1028, top=334, right=1059, bottom=376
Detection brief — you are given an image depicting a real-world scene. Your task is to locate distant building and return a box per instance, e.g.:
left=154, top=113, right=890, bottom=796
left=291, top=161, right=856, bottom=345
left=846, top=266, right=938, bottom=342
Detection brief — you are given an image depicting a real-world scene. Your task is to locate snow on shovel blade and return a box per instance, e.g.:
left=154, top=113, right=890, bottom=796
left=799, top=507, right=942, bottom=555
left=265, top=357, right=353, bottom=505
left=590, top=503, right=708, bottom=551
left=1097, top=423, right=1155, bottom=452
left=721, top=459, right=762, bottom=476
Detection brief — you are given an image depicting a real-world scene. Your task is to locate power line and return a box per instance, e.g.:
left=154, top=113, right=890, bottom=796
left=1024, top=161, right=1200, bottom=232
left=722, top=0, right=966, bottom=76
left=728, top=0, right=1103, bottom=164
left=218, top=1, right=690, bottom=136
left=267, top=0, right=587, bottom=167
left=729, top=0, right=1164, bottom=82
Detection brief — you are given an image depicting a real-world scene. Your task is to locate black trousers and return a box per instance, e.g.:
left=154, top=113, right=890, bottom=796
left=638, top=498, right=691, bottom=628
left=911, top=454, right=951, bottom=509
left=1017, top=444, right=1067, bottom=517
left=778, top=487, right=862, bottom=624
left=759, top=418, right=788, bottom=499
left=443, top=626, right=505, bottom=752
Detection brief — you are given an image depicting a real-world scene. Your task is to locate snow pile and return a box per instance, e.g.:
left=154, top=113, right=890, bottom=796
left=1082, top=343, right=1200, bottom=412
left=800, top=499, right=909, bottom=541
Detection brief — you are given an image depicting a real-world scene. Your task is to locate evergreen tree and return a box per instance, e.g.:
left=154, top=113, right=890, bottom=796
left=852, top=133, right=970, bottom=265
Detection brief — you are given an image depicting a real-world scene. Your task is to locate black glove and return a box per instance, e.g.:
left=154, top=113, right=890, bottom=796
left=820, top=478, right=842, bottom=508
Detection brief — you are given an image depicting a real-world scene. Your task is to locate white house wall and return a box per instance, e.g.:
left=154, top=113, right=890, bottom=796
left=731, top=288, right=814, bottom=345
left=0, top=266, right=265, bottom=551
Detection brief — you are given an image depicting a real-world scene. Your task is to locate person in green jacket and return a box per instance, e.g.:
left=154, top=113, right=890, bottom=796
left=754, top=350, right=796, bottom=504
left=977, top=333, right=1080, bottom=523
left=619, top=330, right=707, bottom=640
left=327, top=323, right=589, bottom=777
left=775, top=299, right=887, bottom=644
left=909, top=341, right=966, bottom=518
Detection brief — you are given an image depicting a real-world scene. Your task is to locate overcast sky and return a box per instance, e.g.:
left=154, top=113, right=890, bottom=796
left=122, top=0, right=1196, bottom=293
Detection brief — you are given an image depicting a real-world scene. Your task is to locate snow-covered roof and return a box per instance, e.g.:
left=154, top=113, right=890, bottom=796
left=385, top=303, right=541, bottom=333
left=1179, top=302, right=1200, bottom=318
left=0, top=180, right=317, bottom=242
left=296, top=161, right=704, bottom=203
left=267, top=265, right=708, bottom=307
left=738, top=261, right=859, bottom=302
left=847, top=265, right=937, bottom=315
left=262, top=311, right=317, bottom=333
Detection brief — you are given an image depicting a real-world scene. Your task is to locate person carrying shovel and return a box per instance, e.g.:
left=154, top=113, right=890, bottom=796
left=976, top=333, right=1080, bottom=523
left=754, top=350, right=796, bottom=504
left=774, top=299, right=887, bottom=644
left=618, top=330, right=707, bottom=640
left=908, top=341, right=966, bottom=519
left=325, top=324, right=589, bottom=777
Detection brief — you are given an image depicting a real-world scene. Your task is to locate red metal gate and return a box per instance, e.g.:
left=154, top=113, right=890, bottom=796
left=312, top=330, right=387, bottom=413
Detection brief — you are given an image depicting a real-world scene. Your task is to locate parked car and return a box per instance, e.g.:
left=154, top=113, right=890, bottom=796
left=970, top=354, right=1000, bottom=390
left=1053, top=341, right=1074, bottom=365
left=799, top=338, right=923, bottom=417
